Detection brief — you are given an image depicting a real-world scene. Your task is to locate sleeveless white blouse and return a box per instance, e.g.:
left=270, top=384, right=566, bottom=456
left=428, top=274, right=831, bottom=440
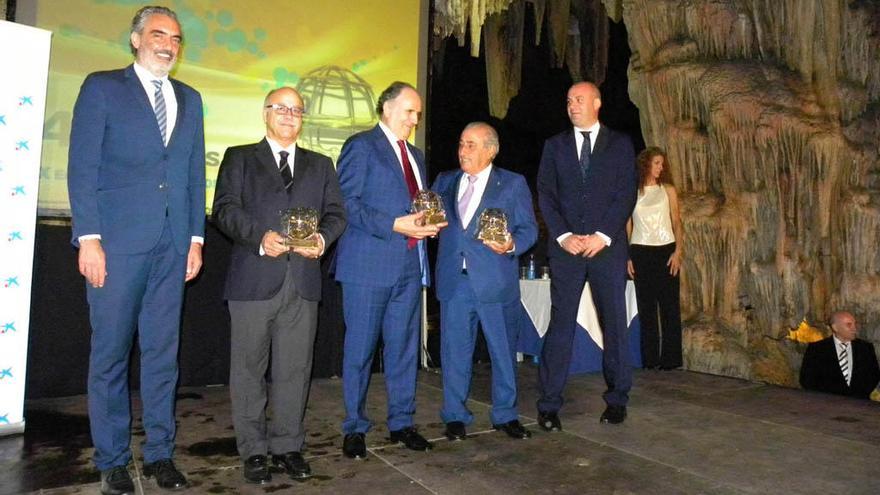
left=631, top=185, right=675, bottom=246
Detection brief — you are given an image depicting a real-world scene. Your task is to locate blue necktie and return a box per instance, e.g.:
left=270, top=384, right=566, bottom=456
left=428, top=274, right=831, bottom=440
left=579, top=131, right=591, bottom=178
left=152, top=80, right=167, bottom=145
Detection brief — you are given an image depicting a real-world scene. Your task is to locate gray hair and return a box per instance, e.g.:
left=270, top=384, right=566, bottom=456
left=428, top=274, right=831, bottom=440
left=464, top=121, right=500, bottom=153
left=129, top=6, right=180, bottom=55
left=375, top=81, right=416, bottom=116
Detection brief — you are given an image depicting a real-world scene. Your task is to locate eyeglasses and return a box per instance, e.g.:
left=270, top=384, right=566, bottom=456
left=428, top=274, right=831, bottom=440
left=265, top=104, right=305, bottom=117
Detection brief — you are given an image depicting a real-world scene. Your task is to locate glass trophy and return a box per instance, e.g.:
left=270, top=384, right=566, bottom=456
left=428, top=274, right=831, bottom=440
left=476, top=208, right=511, bottom=243
left=280, top=207, right=319, bottom=248
left=411, top=190, right=447, bottom=225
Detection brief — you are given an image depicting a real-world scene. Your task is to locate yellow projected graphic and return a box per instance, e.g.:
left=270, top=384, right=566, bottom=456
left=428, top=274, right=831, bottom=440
left=33, top=0, right=421, bottom=214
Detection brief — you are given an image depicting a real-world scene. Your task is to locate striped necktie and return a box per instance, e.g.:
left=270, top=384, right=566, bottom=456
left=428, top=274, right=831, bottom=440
left=838, top=342, right=851, bottom=386
left=152, top=80, right=167, bottom=145
left=279, top=150, right=293, bottom=190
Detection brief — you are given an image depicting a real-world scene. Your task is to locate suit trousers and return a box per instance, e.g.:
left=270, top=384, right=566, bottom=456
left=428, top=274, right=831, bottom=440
left=228, top=261, right=318, bottom=459
left=341, top=247, right=422, bottom=434
left=539, top=255, right=632, bottom=412
left=630, top=243, right=682, bottom=369
left=86, top=220, right=186, bottom=471
left=439, top=270, right=520, bottom=425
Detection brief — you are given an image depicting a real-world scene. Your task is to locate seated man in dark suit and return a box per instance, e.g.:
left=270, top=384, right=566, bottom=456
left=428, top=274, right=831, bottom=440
left=800, top=311, right=880, bottom=400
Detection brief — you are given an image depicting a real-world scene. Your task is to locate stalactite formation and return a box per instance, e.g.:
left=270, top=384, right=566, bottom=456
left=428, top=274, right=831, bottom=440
left=611, top=0, right=880, bottom=386
left=433, top=0, right=610, bottom=117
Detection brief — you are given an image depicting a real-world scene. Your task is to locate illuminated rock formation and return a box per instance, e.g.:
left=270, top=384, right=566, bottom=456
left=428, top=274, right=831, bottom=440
left=610, top=0, right=880, bottom=384
left=435, top=0, right=880, bottom=388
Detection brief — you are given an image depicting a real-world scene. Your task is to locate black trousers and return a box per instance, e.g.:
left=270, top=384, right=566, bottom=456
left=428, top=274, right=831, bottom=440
left=630, top=242, right=682, bottom=368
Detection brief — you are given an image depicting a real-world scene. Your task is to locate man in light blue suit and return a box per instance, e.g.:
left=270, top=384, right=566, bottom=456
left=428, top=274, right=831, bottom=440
left=335, top=82, right=446, bottom=458
left=432, top=122, right=538, bottom=441
left=67, top=6, right=204, bottom=494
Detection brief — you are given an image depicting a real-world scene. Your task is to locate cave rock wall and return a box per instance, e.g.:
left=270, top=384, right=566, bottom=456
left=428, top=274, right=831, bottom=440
left=607, top=0, right=880, bottom=386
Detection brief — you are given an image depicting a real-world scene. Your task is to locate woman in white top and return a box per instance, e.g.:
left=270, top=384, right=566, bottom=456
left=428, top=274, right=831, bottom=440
left=627, top=147, right=684, bottom=370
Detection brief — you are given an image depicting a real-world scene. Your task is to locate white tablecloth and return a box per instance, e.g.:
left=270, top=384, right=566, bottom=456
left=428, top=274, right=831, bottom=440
left=519, top=279, right=638, bottom=349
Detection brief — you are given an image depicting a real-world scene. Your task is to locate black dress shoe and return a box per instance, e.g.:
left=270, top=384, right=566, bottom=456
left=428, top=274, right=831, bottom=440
left=100, top=466, right=134, bottom=495
left=537, top=411, right=562, bottom=432
left=492, top=420, right=532, bottom=439
left=272, top=451, right=311, bottom=479
left=444, top=421, right=467, bottom=441
left=342, top=432, right=367, bottom=459
left=388, top=427, right=432, bottom=451
left=143, top=458, right=187, bottom=490
left=600, top=405, right=627, bottom=424
left=243, top=454, right=271, bottom=484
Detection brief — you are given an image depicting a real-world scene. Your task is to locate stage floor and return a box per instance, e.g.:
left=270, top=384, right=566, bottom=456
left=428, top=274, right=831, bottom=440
left=2, top=363, right=878, bottom=494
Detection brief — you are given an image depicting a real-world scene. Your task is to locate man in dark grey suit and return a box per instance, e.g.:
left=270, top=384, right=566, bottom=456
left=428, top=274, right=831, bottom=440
left=212, top=87, right=346, bottom=484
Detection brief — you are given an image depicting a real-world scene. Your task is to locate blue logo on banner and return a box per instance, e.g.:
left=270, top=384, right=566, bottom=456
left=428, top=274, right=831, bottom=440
left=0, top=368, right=12, bottom=379
left=19, top=96, right=33, bottom=106
left=11, top=185, right=25, bottom=196
left=8, top=232, right=23, bottom=242
left=1, top=322, right=14, bottom=333
left=15, top=141, right=29, bottom=151
left=3, top=277, right=19, bottom=288
left=0, top=115, right=6, bottom=125
left=0, top=414, right=9, bottom=424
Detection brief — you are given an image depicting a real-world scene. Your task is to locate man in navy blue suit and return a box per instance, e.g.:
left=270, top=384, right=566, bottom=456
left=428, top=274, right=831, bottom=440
left=432, top=122, right=538, bottom=441
left=335, top=82, right=445, bottom=458
left=536, top=82, right=638, bottom=428
left=67, top=6, right=204, bottom=494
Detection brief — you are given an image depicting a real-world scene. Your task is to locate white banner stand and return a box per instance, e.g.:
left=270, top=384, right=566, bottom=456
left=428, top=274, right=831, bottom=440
left=0, top=20, right=52, bottom=436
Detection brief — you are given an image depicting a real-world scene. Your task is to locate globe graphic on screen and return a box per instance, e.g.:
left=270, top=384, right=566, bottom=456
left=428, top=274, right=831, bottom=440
left=297, top=65, right=378, bottom=161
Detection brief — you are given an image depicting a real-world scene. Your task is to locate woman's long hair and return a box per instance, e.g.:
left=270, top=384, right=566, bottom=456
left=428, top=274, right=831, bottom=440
left=636, top=147, right=674, bottom=194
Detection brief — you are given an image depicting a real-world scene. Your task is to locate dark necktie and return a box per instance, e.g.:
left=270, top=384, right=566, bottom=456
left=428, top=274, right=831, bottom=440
left=839, top=343, right=851, bottom=386
left=397, top=140, right=419, bottom=249
left=152, top=80, right=167, bottom=145
left=579, top=131, right=591, bottom=178
left=279, top=150, right=293, bottom=190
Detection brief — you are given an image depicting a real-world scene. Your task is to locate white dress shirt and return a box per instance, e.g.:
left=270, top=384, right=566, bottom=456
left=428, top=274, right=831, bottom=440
left=78, top=62, right=200, bottom=245
left=266, top=136, right=297, bottom=175
left=378, top=121, right=424, bottom=190
left=556, top=121, right=610, bottom=247
left=457, top=164, right=493, bottom=227
left=132, top=62, right=178, bottom=147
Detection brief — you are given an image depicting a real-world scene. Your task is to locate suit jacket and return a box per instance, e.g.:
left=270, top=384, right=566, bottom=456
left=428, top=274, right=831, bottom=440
left=432, top=167, right=538, bottom=304
left=334, top=124, right=430, bottom=287
left=68, top=65, right=205, bottom=255
left=536, top=126, right=637, bottom=270
left=800, top=336, right=880, bottom=399
left=212, top=139, right=346, bottom=302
